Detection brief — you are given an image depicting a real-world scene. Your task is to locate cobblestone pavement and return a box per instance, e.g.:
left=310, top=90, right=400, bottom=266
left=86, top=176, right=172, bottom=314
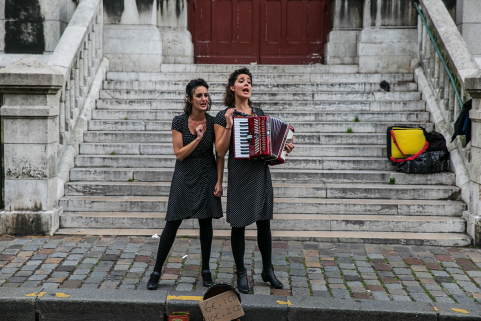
left=1, top=235, right=481, bottom=304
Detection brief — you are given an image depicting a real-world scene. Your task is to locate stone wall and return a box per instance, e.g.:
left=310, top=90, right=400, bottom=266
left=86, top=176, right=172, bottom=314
left=0, top=0, right=77, bottom=67
left=102, top=0, right=193, bottom=72
left=455, top=0, right=481, bottom=67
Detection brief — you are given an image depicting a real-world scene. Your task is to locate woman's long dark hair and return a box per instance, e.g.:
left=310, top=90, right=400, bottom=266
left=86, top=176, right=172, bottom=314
left=184, top=78, right=212, bottom=115
left=224, top=67, right=253, bottom=107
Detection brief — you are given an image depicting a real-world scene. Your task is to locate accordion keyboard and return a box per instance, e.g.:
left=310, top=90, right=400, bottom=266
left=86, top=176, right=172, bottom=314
left=233, top=118, right=250, bottom=158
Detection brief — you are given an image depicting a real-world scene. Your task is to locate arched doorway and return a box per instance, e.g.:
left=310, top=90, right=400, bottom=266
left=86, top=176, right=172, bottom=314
left=188, top=0, right=331, bottom=64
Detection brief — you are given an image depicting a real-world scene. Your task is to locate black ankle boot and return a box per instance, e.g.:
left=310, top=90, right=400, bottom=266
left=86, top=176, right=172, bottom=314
left=236, top=269, right=249, bottom=294
left=261, top=265, right=283, bottom=289
left=147, top=271, right=161, bottom=290
left=201, top=270, right=213, bottom=287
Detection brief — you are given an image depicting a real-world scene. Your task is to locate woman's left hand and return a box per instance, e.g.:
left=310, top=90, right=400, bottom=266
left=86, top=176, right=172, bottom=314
left=285, top=137, right=295, bottom=156
left=214, top=181, right=223, bottom=197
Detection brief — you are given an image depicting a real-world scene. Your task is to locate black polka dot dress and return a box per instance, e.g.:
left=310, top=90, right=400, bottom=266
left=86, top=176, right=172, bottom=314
left=166, top=113, right=223, bottom=221
left=214, top=107, right=274, bottom=228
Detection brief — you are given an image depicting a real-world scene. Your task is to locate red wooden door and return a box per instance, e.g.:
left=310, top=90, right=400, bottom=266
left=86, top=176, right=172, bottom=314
left=188, top=0, right=330, bottom=64
left=188, top=0, right=260, bottom=64
left=260, top=0, right=330, bottom=64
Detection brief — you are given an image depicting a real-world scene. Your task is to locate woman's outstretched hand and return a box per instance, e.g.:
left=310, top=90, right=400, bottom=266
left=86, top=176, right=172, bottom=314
left=214, top=181, right=223, bottom=197
left=285, top=137, right=295, bottom=156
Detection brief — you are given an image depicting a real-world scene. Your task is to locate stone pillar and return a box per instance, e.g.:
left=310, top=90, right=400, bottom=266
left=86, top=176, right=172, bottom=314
left=456, top=0, right=481, bottom=67
left=358, top=0, right=418, bottom=73
left=0, top=56, right=63, bottom=236
left=465, top=70, right=481, bottom=246
left=157, top=0, right=193, bottom=64
left=325, top=0, right=363, bottom=65
left=103, top=0, right=163, bottom=72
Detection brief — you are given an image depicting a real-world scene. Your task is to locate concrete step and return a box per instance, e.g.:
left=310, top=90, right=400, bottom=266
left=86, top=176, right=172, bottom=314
left=103, top=80, right=418, bottom=92
left=99, top=89, right=422, bottom=101
left=96, top=99, right=426, bottom=112
left=55, top=227, right=471, bottom=246
left=68, top=168, right=456, bottom=185
left=73, top=155, right=395, bottom=171
left=83, top=131, right=387, bottom=145
left=58, top=196, right=465, bottom=216
left=78, top=142, right=388, bottom=157
left=106, top=71, right=414, bottom=84
left=59, top=212, right=465, bottom=233
left=87, top=120, right=434, bottom=133
left=91, top=110, right=430, bottom=122
left=65, top=181, right=460, bottom=200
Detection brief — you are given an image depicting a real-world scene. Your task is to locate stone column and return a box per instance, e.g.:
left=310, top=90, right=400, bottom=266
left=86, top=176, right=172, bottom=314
left=456, top=0, right=481, bottom=67
left=324, top=0, right=363, bottom=65
left=0, top=56, right=63, bottom=235
left=358, top=0, right=418, bottom=73
left=465, top=70, right=481, bottom=246
left=157, top=0, right=193, bottom=64
left=103, top=0, right=163, bottom=72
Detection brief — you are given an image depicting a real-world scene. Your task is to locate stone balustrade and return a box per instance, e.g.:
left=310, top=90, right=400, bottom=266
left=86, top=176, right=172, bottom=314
left=414, top=0, right=481, bottom=245
left=0, top=0, right=107, bottom=235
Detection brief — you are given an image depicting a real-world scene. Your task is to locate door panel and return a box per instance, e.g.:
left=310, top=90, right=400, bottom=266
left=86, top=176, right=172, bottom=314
left=188, top=0, right=330, bottom=64
left=189, top=0, right=260, bottom=64
left=260, top=0, right=330, bottom=64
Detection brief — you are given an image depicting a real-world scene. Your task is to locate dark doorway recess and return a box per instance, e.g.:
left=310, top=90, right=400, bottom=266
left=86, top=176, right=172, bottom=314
left=188, top=0, right=331, bottom=64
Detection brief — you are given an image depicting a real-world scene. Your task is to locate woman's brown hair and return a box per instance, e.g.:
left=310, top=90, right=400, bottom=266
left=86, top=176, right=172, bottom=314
left=223, top=67, right=253, bottom=107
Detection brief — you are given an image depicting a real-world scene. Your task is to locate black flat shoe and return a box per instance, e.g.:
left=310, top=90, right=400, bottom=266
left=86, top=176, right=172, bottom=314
left=147, top=271, right=161, bottom=290
left=236, top=269, right=249, bottom=294
left=201, top=270, right=213, bottom=287
left=261, top=265, right=283, bottom=289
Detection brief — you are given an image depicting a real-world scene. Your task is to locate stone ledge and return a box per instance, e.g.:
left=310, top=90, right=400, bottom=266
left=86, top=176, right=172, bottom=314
left=0, top=207, right=61, bottom=236
left=3, top=288, right=481, bottom=320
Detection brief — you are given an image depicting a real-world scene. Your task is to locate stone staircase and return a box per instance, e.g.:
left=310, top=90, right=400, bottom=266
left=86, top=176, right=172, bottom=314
left=56, top=64, right=470, bottom=246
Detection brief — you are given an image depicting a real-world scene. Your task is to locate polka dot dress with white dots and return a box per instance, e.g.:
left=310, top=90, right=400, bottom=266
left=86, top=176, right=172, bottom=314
left=214, top=107, right=274, bottom=228
left=166, top=113, right=223, bottom=221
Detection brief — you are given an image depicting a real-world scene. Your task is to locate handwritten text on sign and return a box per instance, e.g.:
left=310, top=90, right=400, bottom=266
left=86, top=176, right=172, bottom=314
left=198, top=290, right=244, bottom=321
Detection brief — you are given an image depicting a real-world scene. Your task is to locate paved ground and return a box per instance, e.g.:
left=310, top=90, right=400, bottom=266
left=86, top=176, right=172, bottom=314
left=1, top=235, right=481, bottom=305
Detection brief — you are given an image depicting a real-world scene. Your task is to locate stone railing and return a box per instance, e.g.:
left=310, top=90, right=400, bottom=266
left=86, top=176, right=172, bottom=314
left=0, top=0, right=108, bottom=235
left=48, top=0, right=107, bottom=200
left=413, top=0, right=481, bottom=245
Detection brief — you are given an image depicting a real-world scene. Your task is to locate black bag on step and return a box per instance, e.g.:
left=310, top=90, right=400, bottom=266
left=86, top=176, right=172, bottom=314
left=396, top=151, right=447, bottom=174
left=423, top=130, right=449, bottom=160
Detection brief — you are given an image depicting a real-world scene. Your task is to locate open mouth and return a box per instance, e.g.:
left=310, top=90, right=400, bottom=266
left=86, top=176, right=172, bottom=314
left=200, top=102, right=207, bottom=107
left=242, top=88, right=250, bottom=94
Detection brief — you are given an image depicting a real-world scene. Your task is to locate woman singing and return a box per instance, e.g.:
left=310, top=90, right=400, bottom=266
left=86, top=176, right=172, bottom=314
left=147, top=79, right=224, bottom=290
left=214, top=68, right=295, bottom=294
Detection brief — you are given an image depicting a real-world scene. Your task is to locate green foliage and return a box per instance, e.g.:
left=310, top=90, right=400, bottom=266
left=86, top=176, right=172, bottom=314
left=388, top=178, right=396, bottom=185
left=346, top=128, right=353, bottom=133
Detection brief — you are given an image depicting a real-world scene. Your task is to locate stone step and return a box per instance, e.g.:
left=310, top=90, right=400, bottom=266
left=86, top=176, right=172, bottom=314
left=102, top=80, right=418, bottom=92
left=68, top=168, right=455, bottom=185
left=65, top=181, right=460, bottom=200
left=106, top=71, right=414, bottom=84
left=74, top=155, right=394, bottom=171
left=59, top=212, right=465, bottom=233
left=78, top=142, right=388, bottom=157
left=87, top=120, right=434, bottom=133
left=55, top=228, right=471, bottom=246
left=58, top=196, right=465, bottom=216
left=91, top=110, right=430, bottom=122
left=96, top=99, right=426, bottom=112
left=83, top=131, right=388, bottom=145
left=99, top=89, right=422, bottom=101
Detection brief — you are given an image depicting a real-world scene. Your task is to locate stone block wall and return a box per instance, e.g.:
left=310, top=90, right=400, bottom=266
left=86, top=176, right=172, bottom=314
left=0, top=0, right=77, bottom=54
left=102, top=0, right=193, bottom=72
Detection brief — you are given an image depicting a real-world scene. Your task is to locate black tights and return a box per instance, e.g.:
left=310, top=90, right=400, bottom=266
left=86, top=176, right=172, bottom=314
left=153, top=218, right=213, bottom=273
left=231, top=220, right=272, bottom=271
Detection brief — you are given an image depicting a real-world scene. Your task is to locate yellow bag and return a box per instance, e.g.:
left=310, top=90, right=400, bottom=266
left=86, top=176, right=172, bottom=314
left=387, top=127, right=428, bottom=162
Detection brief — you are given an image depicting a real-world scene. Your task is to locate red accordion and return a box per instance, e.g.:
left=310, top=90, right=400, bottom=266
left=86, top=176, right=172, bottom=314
left=233, top=115, right=295, bottom=165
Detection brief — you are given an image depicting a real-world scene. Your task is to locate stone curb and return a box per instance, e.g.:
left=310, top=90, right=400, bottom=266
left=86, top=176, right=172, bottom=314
left=2, top=288, right=481, bottom=321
